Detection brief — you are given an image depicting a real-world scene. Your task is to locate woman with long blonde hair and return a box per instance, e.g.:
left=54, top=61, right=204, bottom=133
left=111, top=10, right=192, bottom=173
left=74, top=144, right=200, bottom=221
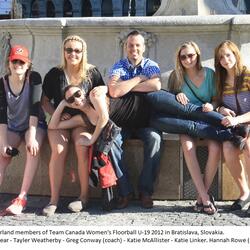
left=41, top=35, right=105, bottom=216
left=168, top=41, right=220, bottom=215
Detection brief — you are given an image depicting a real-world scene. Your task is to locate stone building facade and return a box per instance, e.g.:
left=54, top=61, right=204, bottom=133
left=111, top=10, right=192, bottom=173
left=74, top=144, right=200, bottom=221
left=20, top=0, right=161, bottom=18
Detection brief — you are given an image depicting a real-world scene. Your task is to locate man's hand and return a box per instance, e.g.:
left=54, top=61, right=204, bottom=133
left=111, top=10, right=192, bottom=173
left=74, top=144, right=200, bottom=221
left=108, top=75, right=142, bottom=98
left=137, top=75, right=148, bottom=82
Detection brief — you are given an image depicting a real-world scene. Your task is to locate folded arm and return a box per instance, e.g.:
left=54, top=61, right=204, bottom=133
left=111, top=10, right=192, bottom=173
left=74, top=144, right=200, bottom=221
left=108, top=74, right=161, bottom=98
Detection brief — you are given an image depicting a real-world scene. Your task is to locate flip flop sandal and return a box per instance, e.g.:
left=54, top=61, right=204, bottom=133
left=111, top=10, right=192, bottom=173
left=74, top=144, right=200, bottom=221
left=202, top=202, right=217, bottom=215
left=193, top=202, right=203, bottom=212
left=209, top=194, right=218, bottom=211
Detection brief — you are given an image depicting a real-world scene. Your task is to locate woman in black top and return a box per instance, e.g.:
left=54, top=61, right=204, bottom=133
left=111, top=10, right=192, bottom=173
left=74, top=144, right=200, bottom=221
left=0, top=45, right=46, bottom=215
left=41, top=35, right=105, bottom=216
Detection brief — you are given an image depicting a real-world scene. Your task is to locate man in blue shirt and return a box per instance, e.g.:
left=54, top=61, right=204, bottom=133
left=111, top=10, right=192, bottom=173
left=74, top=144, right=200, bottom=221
left=108, top=30, right=162, bottom=209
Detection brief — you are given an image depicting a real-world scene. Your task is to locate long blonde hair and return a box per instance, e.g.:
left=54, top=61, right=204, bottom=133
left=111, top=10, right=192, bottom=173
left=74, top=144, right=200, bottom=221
left=214, top=40, right=245, bottom=97
left=168, top=41, right=202, bottom=93
left=59, top=35, right=92, bottom=82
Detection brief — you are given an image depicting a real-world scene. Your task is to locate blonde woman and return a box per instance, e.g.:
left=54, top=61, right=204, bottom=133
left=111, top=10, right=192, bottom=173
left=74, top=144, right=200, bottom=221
left=215, top=40, right=250, bottom=214
left=168, top=41, right=220, bottom=215
left=41, top=35, right=105, bottom=216
left=0, top=45, right=46, bottom=215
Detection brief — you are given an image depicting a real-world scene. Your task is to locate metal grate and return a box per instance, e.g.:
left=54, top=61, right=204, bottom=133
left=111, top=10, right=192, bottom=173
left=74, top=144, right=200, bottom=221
left=182, top=146, right=219, bottom=200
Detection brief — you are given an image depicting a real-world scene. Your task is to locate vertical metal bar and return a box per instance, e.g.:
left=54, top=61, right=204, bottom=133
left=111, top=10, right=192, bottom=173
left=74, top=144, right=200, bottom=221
left=179, top=137, right=184, bottom=199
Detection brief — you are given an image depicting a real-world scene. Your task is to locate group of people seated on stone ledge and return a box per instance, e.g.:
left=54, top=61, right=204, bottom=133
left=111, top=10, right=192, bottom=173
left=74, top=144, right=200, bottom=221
left=0, top=30, right=250, bottom=217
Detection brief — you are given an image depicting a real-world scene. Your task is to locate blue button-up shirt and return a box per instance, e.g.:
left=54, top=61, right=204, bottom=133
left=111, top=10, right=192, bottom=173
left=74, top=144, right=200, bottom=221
left=109, top=57, right=160, bottom=80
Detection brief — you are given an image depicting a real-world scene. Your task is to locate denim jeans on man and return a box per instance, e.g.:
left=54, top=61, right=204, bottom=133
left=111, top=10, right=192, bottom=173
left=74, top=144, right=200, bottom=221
left=110, top=128, right=162, bottom=197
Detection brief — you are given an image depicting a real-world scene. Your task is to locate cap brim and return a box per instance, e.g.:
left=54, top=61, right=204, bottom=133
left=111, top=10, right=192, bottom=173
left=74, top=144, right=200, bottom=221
left=9, top=55, right=30, bottom=63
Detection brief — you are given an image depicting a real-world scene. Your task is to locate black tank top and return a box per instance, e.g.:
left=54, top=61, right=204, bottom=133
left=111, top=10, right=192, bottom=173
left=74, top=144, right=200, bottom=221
left=109, top=92, right=151, bottom=129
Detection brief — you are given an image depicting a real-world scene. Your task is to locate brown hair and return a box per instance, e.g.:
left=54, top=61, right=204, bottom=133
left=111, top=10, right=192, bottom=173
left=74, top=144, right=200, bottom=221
left=63, top=85, right=86, bottom=99
left=214, top=40, right=246, bottom=97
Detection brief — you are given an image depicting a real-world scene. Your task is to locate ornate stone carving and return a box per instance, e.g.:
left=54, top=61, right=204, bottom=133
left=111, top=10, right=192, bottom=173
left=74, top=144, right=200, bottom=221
left=12, top=0, right=23, bottom=19
left=154, top=0, right=241, bottom=16
left=116, top=29, right=157, bottom=59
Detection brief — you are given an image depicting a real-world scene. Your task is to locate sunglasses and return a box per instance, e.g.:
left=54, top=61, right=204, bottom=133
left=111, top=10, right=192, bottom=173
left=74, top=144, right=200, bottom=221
left=64, top=47, right=83, bottom=54
left=180, top=53, right=197, bottom=61
left=11, top=59, right=26, bottom=65
left=66, top=90, right=82, bottom=104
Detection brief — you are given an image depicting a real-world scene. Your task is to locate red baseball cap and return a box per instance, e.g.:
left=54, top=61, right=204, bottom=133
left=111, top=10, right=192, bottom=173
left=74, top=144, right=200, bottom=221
left=9, top=45, right=30, bottom=63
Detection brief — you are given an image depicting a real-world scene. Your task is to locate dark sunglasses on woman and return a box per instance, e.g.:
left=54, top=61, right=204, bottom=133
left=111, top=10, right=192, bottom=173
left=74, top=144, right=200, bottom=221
left=180, top=53, right=196, bottom=61
left=66, top=90, right=82, bottom=104
left=64, top=48, right=83, bottom=54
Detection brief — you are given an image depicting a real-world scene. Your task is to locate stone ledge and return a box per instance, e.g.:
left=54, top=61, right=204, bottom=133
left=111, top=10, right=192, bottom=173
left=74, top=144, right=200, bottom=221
left=0, top=134, right=181, bottom=200
left=1, top=15, right=249, bottom=29
left=0, top=132, right=242, bottom=200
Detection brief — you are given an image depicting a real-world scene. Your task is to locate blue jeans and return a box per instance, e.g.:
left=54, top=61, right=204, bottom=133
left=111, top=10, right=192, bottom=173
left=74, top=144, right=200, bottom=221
left=145, top=90, right=234, bottom=141
left=145, top=90, right=224, bottom=127
left=110, top=128, right=162, bottom=197
left=150, top=114, right=233, bottom=142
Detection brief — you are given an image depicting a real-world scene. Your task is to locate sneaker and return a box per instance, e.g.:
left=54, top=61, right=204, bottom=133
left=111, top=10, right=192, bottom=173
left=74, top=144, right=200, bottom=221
left=68, top=199, right=87, bottom=213
left=42, top=204, right=57, bottom=217
left=6, top=197, right=27, bottom=215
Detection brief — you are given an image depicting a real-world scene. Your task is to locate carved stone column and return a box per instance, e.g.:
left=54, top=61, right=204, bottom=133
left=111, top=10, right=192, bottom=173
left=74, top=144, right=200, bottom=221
left=0, top=32, right=12, bottom=78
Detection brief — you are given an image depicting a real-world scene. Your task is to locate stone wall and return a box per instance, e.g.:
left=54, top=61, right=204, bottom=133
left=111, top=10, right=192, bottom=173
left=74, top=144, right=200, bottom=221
left=1, top=15, right=250, bottom=200
left=1, top=15, right=250, bottom=85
